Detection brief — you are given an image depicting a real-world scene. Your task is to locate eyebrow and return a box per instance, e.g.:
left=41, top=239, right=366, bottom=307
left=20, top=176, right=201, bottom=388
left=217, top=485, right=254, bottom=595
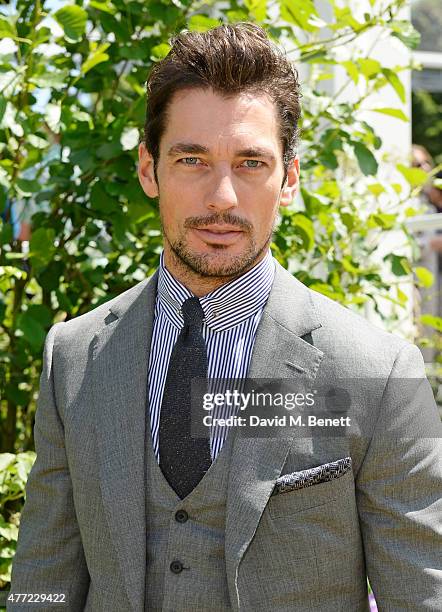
left=166, top=142, right=276, bottom=161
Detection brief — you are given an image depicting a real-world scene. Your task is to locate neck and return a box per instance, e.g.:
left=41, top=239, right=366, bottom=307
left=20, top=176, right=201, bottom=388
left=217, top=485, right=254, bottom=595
left=162, top=246, right=268, bottom=297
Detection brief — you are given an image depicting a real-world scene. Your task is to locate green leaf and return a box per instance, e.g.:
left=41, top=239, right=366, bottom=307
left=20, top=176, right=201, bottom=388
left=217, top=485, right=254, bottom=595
left=187, top=15, right=220, bottom=32
left=55, top=289, right=73, bottom=312
left=244, top=0, right=267, bottom=21
left=341, top=257, right=360, bottom=274
left=0, top=453, right=15, bottom=473
left=342, top=61, right=359, bottom=85
left=396, top=287, right=408, bottom=305
left=300, top=49, right=329, bottom=63
left=0, top=186, right=6, bottom=214
left=397, top=164, right=428, bottom=187
left=0, top=543, right=16, bottom=561
left=120, top=44, right=148, bottom=60
left=29, top=227, right=56, bottom=272
left=35, top=26, right=51, bottom=45
left=414, top=266, right=434, bottom=288
left=30, top=68, right=70, bottom=90
left=27, top=134, right=48, bottom=149
left=341, top=212, right=354, bottom=231
left=0, top=298, right=6, bottom=323
left=320, top=128, right=344, bottom=152
left=279, top=0, right=320, bottom=32
left=0, top=221, right=13, bottom=246
left=382, top=68, right=405, bottom=103
left=352, top=142, right=378, bottom=176
left=371, top=107, right=408, bottom=122
left=390, top=20, right=421, bottom=50
left=26, top=304, right=52, bottom=327
left=308, top=282, right=343, bottom=300
left=0, top=266, right=26, bottom=288
left=90, top=181, right=119, bottom=213
left=0, top=97, right=7, bottom=125
left=54, top=5, right=87, bottom=41
left=420, top=314, right=442, bottom=332
left=0, top=518, right=18, bottom=542
left=369, top=213, right=396, bottom=229
left=357, top=58, right=381, bottom=79
left=15, top=178, right=41, bottom=197
left=318, top=150, right=338, bottom=170
left=150, top=43, right=171, bottom=61
left=96, top=140, right=121, bottom=160
left=37, top=259, right=64, bottom=292
left=81, top=43, right=110, bottom=75
left=15, top=451, right=36, bottom=483
left=100, top=13, right=131, bottom=41
left=89, top=0, right=117, bottom=14
left=0, top=17, right=16, bottom=38
left=404, top=206, right=417, bottom=217
left=332, top=6, right=364, bottom=31
left=16, top=311, right=46, bottom=351
left=291, top=214, right=315, bottom=251
left=367, top=183, right=385, bottom=196
left=388, top=254, right=411, bottom=276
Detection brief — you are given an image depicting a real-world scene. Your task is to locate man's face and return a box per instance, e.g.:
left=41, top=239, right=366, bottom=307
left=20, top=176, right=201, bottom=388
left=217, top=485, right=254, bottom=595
left=138, top=87, right=299, bottom=278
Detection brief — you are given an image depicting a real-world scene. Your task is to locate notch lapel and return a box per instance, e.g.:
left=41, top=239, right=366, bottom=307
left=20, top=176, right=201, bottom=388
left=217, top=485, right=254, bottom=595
left=90, top=271, right=158, bottom=612
left=225, top=261, right=324, bottom=611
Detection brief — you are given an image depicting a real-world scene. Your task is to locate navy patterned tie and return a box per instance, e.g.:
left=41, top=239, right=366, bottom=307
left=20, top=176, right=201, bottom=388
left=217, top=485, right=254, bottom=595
left=159, top=296, right=212, bottom=498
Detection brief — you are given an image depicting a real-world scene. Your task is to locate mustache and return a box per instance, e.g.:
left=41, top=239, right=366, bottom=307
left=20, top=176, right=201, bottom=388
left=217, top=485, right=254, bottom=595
left=184, top=212, right=252, bottom=232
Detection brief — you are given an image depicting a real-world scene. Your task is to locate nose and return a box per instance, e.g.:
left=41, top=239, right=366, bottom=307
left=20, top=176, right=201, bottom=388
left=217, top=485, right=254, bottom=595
left=204, top=171, right=239, bottom=212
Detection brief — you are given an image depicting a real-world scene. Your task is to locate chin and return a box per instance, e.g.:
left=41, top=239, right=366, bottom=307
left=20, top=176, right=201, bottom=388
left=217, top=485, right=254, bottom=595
left=173, top=246, right=259, bottom=278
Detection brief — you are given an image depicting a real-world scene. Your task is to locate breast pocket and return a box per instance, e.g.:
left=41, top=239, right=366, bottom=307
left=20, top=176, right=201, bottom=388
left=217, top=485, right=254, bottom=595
left=267, top=463, right=354, bottom=519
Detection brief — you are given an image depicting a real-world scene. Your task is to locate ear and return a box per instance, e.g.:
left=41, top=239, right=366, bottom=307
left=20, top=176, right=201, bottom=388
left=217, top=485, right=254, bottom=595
left=279, top=156, right=300, bottom=208
left=138, top=142, right=159, bottom=198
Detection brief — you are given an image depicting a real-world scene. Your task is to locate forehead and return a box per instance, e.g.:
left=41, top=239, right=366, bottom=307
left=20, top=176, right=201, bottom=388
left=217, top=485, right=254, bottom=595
left=161, top=87, right=281, bottom=153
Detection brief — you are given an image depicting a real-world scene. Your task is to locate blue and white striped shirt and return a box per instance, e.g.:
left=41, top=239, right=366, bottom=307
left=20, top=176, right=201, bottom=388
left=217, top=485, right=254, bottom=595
left=147, top=249, right=275, bottom=462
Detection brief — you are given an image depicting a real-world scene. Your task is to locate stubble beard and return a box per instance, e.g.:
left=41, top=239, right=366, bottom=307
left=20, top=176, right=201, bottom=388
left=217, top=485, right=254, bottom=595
left=161, top=218, right=276, bottom=280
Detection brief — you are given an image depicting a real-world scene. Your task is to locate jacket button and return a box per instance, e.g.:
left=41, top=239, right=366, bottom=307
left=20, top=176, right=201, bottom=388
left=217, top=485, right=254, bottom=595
left=175, top=509, right=189, bottom=523
left=170, top=560, right=184, bottom=574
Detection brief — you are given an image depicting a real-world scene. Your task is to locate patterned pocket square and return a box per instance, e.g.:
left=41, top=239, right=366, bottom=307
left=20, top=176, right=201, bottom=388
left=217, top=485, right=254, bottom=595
left=272, top=456, right=352, bottom=496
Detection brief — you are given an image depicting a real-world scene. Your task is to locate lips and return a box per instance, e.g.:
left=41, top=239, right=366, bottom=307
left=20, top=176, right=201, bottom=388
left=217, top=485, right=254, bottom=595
left=196, top=225, right=242, bottom=233
left=192, top=226, right=244, bottom=245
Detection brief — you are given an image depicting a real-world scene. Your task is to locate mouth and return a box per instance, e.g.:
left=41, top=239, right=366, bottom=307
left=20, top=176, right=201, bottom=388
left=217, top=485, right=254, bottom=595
left=192, top=226, right=244, bottom=245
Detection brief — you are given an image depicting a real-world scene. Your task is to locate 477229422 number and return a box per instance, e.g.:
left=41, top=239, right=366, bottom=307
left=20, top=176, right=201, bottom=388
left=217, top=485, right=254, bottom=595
left=6, top=593, right=67, bottom=605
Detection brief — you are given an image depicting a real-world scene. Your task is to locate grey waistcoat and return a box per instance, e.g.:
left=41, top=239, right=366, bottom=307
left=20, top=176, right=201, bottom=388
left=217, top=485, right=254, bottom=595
left=145, top=430, right=235, bottom=612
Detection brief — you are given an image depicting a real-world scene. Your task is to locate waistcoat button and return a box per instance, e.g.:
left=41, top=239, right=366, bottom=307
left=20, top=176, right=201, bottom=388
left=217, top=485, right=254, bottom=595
left=170, top=560, right=184, bottom=574
left=175, top=509, right=189, bottom=523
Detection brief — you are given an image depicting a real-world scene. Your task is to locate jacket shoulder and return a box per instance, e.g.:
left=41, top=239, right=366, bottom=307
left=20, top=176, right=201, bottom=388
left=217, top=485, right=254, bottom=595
left=55, top=276, right=153, bottom=341
left=307, top=286, right=421, bottom=377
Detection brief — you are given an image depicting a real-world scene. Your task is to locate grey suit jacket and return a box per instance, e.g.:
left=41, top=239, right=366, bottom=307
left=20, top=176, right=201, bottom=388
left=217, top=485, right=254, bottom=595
left=9, top=260, right=442, bottom=611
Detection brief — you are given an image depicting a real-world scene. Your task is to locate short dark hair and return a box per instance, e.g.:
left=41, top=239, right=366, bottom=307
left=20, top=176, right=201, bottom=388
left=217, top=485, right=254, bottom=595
left=144, top=22, right=301, bottom=181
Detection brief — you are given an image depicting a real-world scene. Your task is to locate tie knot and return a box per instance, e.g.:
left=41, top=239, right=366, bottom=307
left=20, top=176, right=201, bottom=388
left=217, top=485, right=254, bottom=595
left=181, top=296, right=205, bottom=329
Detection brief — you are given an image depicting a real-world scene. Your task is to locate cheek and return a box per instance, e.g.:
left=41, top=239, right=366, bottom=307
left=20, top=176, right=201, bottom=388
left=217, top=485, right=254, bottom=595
left=161, top=174, right=197, bottom=210
left=251, top=186, right=280, bottom=220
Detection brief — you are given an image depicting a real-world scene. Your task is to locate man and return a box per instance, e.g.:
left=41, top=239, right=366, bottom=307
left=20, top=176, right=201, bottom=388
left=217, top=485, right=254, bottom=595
left=9, top=22, right=442, bottom=612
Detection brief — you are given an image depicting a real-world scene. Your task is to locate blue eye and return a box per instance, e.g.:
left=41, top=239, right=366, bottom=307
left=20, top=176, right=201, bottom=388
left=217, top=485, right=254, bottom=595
left=243, top=160, right=261, bottom=168
left=178, top=158, right=263, bottom=168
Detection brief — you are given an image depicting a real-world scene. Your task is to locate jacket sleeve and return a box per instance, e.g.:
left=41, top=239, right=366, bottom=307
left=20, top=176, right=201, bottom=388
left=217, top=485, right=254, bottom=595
left=8, top=323, right=90, bottom=611
left=356, top=343, right=442, bottom=611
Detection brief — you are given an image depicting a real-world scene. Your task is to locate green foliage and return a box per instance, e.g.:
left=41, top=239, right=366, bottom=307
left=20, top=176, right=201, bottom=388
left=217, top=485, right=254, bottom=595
left=0, top=0, right=438, bottom=599
left=0, top=452, right=35, bottom=588
left=0, top=0, right=429, bottom=459
left=412, top=90, right=442, bottom=166
left=421, top=314, right=442, bottom=333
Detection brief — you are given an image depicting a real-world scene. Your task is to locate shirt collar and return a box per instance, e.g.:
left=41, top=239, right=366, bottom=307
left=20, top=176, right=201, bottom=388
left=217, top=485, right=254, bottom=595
left=157, top=249, right=275, bottom=332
